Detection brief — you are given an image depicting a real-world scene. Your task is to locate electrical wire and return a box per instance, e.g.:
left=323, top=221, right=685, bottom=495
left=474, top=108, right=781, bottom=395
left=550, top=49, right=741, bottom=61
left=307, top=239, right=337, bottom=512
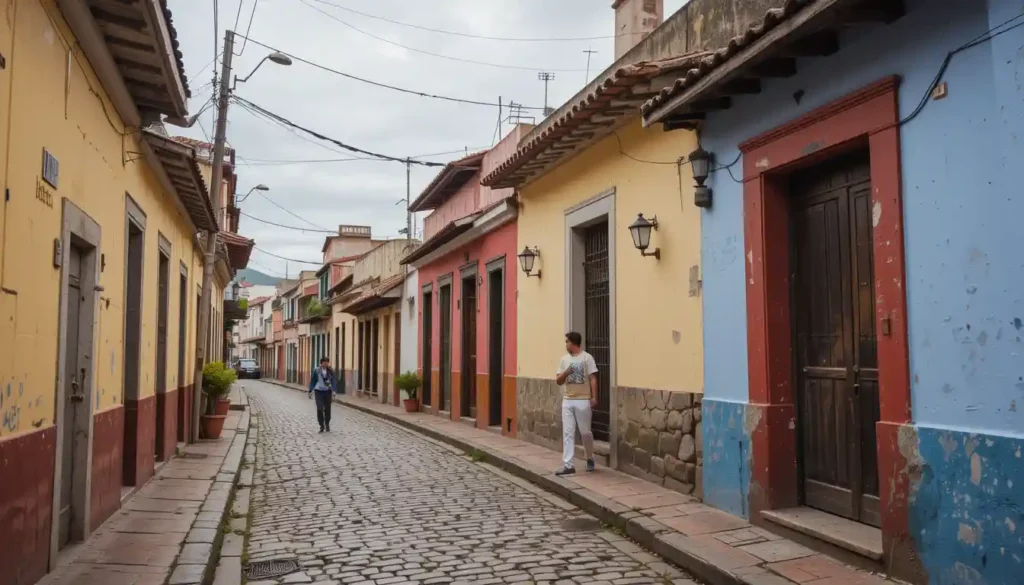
left=240, top=210, right=337, bottom=233
left=238, top=0, right=261, bottom=55
left=303, top=0, right=622, bottom=42
left=612, top=131, right=684, bottom=166
left=253, top=246, right=324, bottom=265
left=239, top=147, right=489, bottom=166
left=233, top=96, right=447, bottom=167
left=235, top=35, right=545, bottom=110
left=233, top=99, right=355, bottom=156
left=296, top=0, right=588, bottom=72
left=250, top=189, right=333, bottom=231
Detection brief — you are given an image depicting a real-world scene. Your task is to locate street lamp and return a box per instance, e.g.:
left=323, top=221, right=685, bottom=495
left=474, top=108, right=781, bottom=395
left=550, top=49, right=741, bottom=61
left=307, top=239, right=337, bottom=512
left=628, top=214, right=660, bottom=260
left=236, top=184, right=269, bottom=203
left=234, top=52, right=293, bottom=87
left=517, top=246, right=541, bottom=278
left=689, top=146, right=714, bottom=209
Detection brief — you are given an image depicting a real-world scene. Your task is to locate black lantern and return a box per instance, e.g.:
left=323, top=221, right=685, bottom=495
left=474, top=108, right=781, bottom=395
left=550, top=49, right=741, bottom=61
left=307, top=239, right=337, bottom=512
left=689, top=146, right=714, bottom=209
left=517, top=246, right=541, bottom=278
left=628, top=214, right=661, bottom=260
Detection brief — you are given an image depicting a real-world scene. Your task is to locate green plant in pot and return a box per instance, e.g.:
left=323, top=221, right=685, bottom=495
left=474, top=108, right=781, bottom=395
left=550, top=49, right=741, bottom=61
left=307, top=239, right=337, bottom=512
left=395, top=371, right=422, bottom=413
left=201, top=361, right=237, bottom=439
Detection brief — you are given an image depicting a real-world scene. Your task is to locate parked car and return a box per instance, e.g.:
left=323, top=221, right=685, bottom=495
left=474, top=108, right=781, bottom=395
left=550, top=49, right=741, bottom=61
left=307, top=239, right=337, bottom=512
left=234, top=358, right=261, bottom=379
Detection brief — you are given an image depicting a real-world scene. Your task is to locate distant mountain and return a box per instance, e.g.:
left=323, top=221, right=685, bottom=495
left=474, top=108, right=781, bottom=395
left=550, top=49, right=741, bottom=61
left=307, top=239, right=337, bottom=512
left=232, top=268, right=281, bottom=287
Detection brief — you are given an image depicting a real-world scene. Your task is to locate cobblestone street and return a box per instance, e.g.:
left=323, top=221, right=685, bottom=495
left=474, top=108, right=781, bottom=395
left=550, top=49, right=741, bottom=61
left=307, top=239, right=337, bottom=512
left=242, top=381, right=696, bottom=584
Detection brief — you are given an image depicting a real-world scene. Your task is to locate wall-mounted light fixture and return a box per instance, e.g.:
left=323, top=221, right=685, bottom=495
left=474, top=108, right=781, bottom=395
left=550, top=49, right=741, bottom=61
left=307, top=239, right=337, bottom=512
left=689, top=146, right=713, bottom=209
left=517, top=246, right=541, bottom=278
left=628, top=214, right=661, bottom=260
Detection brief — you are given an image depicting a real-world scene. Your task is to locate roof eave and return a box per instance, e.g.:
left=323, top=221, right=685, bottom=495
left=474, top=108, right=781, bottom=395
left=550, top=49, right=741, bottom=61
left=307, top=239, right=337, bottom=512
left=141, top=130, right=217, bottom=232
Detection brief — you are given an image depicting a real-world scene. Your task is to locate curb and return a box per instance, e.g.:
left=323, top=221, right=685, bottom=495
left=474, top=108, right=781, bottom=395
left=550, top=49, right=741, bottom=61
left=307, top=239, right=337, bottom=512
left=166, top=392, right=251, bottom=585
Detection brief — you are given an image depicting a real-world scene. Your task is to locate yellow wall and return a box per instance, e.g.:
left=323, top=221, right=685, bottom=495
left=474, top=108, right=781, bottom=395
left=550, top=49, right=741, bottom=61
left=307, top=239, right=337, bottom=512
left=0, top=0, right=204, bottom=439
left=516, top=119, right=704, bottom=393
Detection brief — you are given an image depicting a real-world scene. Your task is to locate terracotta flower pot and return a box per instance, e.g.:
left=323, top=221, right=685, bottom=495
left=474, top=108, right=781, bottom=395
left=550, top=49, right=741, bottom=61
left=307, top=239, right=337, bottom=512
left=200, top=415, right=227, bottom=439
left=215, top=398, right=231, bottom=416
left=403, top=398, right=419, bottom=413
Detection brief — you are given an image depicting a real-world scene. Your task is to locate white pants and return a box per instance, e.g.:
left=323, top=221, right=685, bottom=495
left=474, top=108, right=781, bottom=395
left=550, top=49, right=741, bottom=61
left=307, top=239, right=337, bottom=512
left=562, top=399, right=594, bottom=468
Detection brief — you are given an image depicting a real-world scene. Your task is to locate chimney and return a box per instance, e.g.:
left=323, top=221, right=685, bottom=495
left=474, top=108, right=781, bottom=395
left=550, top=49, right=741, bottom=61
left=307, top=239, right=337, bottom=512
left=613, top=0, right=663, bottom=60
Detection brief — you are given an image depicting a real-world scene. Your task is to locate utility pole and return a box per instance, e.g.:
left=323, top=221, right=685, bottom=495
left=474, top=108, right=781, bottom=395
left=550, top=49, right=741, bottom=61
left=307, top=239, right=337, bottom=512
left=538, top=72, right=555, bottom=117
left=192, top=29, right=234, bottom=442
left=406, top=158, right=412, bottom=243
left=584, top=48, right=598, bottom=83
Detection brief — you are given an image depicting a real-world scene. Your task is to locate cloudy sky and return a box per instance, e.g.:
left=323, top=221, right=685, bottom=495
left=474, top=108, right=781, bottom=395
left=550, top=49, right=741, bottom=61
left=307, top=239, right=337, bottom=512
left=173, top=0, right=689, bottom=278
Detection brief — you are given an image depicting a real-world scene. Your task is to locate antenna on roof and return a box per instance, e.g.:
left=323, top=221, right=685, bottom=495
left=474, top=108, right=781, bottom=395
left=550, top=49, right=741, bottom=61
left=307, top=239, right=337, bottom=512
left=583, top=48, right=598, bottom=84
left=538, top=72, right=555, bottom=117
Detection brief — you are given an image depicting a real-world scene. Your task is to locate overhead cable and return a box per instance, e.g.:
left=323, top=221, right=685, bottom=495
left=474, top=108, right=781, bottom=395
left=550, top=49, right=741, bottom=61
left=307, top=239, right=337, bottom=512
left=304, top=0, right=620, bottom=42
left=235, top=35, right=546, bottom=110
left=232, top=96, right=447, bottom=167
left=296, top=0, right=588, bottom=72
left=253, top=246, right=324, bottom=265
left=240, top=211, right=337, bottom=233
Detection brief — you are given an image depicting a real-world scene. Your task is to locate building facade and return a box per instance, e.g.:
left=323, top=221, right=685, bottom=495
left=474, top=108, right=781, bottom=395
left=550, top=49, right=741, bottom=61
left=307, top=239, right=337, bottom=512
left=405, top=143, right=522, bottom=434
left=0, top=2, right=240, bottom=584
left=640, top=0, right=1024, bottom=582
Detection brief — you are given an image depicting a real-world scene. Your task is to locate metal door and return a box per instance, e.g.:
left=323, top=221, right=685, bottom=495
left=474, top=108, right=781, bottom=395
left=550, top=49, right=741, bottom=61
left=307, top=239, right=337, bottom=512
left=792, top=150, right=880, bottom=526
left=59, top=245, right=85, bottom=548
left=583, top=222, right=611, bottom=442
left=461, top=276, right=477, bottom=418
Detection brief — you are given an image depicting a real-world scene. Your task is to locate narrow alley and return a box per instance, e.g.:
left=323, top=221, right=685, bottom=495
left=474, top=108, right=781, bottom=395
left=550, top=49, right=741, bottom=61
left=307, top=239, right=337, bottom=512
left=242, top=381, right=695, bottom=585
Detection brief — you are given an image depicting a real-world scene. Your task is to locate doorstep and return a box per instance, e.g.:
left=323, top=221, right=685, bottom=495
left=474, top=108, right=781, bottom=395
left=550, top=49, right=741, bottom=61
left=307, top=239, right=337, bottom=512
left=761, top=507, right=884, bottom=569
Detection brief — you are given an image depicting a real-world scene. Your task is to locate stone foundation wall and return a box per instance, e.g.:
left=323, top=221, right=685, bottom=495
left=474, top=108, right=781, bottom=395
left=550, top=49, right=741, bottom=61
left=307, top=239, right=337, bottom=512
left=616, top=387, right=703, bottom=497
left=516, top=377, right=563, bottom=452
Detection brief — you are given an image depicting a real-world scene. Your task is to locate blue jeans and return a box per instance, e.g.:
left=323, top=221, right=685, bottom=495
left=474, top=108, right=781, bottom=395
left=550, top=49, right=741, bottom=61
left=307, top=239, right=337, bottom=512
left=314, top=391, right=333, bottom=428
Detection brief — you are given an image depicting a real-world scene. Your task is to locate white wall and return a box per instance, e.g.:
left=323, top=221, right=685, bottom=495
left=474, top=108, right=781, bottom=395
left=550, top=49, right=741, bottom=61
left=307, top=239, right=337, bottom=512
left=399, top=268, right=418, bottom=376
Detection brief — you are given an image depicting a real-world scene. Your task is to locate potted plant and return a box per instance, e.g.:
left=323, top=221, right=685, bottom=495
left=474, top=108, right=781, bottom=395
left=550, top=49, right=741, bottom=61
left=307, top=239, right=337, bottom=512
left=395, top=371, right=422, bottom=413
left=201, top=361, right=236, bottom=439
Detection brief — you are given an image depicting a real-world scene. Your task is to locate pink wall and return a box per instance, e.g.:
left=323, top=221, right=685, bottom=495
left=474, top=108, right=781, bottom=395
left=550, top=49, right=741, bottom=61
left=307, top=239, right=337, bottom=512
left=416, top=220, right=518, bottom=378
left=422, top=177, right=480, bottom=241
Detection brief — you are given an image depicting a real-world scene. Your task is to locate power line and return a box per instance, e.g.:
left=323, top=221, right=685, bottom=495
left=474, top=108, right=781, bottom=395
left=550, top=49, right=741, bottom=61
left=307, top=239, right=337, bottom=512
left=234, top=99, right=353, bottom=156
left=232, top=0, right=245, bottom=31
left=235, top=147, right=490, bottom=166
left=253, top=246, right=323, bottom=265
left=249, top=188, right=333, bottom=231
left=238, top=0, right=261, bottom=55
left=232, top=96, right=447, bottom=167
left=240, top=210, right=337, bottom=233
left=236, top=35, right=546, bottom=110
left=304, top=0, right=619, bottom=42
left=296, top=0, right=588, bottom=72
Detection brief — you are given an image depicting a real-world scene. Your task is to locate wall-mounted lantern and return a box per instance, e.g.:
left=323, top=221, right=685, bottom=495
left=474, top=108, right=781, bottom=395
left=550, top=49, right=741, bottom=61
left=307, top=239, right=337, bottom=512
left=517, top=246, right=541, bottom=278
left=689, top=146, right=713, bottom=209
left=628, top=214, right=661, bottom=260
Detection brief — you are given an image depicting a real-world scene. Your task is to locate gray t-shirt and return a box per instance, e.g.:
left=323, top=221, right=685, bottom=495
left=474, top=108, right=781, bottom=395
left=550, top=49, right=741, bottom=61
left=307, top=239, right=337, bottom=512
left=557, top=352, right=598, bottom=399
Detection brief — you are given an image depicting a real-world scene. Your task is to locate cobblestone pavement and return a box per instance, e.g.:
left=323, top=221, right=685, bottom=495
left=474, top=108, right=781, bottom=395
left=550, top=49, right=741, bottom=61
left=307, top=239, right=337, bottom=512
left=242, top=381, right=698, bottom=585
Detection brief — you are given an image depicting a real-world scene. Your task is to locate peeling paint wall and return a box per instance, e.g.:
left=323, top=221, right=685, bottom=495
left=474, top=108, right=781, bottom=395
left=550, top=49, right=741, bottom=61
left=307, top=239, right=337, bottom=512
left=695, top=0, right=1024, bottom=577
left=701, top=399, right=751, bottom=519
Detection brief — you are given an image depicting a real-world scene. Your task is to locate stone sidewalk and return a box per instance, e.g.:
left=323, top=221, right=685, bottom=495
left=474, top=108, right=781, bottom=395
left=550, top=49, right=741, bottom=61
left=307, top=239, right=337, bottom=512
left=267, top=380, right=903, bottom=585
left=39, top=401, right=250, bottom=585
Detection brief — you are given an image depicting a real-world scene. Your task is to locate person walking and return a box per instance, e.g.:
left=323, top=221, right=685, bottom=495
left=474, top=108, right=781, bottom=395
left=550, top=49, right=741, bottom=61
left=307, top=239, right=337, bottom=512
left=555, top=331, right=598, bottom=475
left=308, top=356, right=337, bottom=433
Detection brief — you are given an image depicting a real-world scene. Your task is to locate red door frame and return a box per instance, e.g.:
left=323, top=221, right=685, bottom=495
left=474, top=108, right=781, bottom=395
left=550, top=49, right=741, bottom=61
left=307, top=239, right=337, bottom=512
left=739, top=76, right=915, bottom=572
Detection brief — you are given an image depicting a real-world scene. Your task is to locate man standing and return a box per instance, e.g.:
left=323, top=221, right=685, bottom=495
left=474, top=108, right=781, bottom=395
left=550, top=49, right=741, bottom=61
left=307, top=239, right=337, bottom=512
left=555, top=331, right=598, bottom=475
left=308, top=356, right=337, bottom=433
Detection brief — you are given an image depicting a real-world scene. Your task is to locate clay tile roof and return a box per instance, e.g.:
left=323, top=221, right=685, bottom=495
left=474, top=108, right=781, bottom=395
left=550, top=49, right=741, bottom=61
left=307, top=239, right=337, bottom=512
left=481, top=53, right=707, bottom=189
left=159, top=0, right=191, bottom=99
left=220, top=231, right=255, bottom=271
left=409, top=151, right=488, bottom=212
left=641, top=0, right=816, bottom=118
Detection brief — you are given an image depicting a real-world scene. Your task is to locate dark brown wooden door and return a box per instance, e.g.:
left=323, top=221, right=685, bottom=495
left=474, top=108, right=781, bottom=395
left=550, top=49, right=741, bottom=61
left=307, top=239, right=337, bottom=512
left=461, top=276, right=477, bottom=419
left=583, top=221, right=611, bottom=442
left=487, top=268, right=504, bottom=428
left=439, top=284, right=452, bottom=412
left=791, top=150, right=880, bottom=527
left=422, top=290, right=433, bottom=407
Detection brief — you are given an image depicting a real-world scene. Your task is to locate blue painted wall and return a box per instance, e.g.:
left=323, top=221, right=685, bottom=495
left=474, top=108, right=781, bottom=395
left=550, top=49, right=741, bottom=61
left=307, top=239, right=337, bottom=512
left=701, top=399, right=752, bottom=519
left=696, top=0, right=1024, bottom=580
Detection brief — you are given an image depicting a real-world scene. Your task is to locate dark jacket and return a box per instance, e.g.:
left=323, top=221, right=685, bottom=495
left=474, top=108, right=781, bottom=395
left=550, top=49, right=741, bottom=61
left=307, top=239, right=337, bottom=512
left=308, top=367, right=336, bottom=392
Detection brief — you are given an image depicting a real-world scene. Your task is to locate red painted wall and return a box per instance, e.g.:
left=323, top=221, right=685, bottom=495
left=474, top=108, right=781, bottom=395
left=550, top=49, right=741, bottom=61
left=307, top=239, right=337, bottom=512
left=0, top=427, right=55, bottom=585
left=122, top=395, right=156, bottom=487
left=91, top=406, right=125, bottom=532
left=417, top=219, right=518, bottom=381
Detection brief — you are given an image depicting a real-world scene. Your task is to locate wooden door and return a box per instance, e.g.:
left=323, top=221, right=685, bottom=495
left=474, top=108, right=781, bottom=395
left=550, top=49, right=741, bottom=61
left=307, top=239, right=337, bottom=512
left=439, top=284, right=452, bottom=412
left=461, top=276, right=477, bottom=419
left=155, top=252, right=169, bottom=461
left=393, top=313, right=401, bottom=406
left=422, top=291, right=433, bottom=407
left=583, top=222, right=611, bottom=442
left=177, top=272, right=188, bottom=442
left=792, top=150, right=880, bottom=527
left=487, top=268, right=504, bottom=428
left=59, top=245, right=85, bottom=548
